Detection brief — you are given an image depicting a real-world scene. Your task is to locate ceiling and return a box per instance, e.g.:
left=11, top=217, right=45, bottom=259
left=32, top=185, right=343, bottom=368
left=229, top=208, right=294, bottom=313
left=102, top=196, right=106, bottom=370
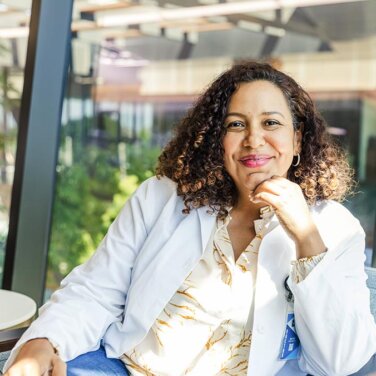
left=1, top=0, right=376, bottom=96
left=0, top=0, right=376, bottom=64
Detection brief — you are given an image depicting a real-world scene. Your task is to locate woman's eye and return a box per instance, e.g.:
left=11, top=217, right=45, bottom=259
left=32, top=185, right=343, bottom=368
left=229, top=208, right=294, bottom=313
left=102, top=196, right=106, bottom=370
left=226, top=121, right=245, bottom=130
left=264, top=119, right=280, bottom=127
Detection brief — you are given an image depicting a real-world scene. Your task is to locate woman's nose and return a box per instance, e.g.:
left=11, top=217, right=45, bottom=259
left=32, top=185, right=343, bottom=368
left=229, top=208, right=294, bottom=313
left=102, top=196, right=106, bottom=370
left=243, top=127, right=265, bottom=149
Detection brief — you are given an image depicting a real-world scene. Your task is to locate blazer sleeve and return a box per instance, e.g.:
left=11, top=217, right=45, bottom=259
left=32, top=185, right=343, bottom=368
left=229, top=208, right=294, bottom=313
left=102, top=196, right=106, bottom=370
left=3, top=176, right=176, bottom=371
left=288, top=202, right=376, bottom=376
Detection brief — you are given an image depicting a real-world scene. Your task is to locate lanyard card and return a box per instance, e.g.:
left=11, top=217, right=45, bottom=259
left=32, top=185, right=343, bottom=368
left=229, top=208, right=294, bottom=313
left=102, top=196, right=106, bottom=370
left=279, top=303, right=301, bottom=360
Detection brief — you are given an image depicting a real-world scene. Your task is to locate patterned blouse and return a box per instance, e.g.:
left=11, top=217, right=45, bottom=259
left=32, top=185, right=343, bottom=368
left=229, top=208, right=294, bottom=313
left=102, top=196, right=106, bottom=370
left=121, top=207, right=326, bottom=375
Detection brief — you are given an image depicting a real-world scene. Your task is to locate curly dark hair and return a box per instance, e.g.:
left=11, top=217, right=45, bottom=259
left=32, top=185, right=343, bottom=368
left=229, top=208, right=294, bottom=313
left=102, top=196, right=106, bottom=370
left=156, top=61, right=354, bottom=218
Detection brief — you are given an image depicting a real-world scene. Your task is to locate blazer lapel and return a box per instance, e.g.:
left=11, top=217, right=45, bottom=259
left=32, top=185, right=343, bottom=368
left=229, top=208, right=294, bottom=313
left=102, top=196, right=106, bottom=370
left=248, top=219, right=297, bottom=375
left=121, top=207, right=215, bottom=352
left=197, top=206, right=217, bottom=253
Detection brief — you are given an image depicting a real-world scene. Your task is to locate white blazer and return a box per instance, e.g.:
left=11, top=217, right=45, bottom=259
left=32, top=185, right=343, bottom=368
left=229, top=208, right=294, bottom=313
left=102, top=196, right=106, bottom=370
left=4, top=176, right=376, bottom=376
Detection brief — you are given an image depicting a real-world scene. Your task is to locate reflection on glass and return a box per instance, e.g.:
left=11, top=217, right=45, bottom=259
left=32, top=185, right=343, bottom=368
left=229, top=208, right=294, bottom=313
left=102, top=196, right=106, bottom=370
left=0, top=36, right=27, bottom=282
left=46, top=0, right=376, bottom=298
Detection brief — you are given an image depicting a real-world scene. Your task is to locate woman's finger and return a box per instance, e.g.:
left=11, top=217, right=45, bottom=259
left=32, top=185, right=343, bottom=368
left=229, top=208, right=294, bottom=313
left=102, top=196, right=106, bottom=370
left=252, top=177, right=289, bottom=197
left=5, top=358, right=41, bottom=376
left=51, top=357, right=67, bottom=376
left=251, top=191, right=281, bottom=209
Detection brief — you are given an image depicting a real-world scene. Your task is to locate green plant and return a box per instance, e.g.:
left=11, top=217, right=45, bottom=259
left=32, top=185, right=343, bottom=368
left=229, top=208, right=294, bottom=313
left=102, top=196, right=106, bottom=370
left=48, top=147, right=121, bottom=288
left=102, top=174, right=139, bottom=229
left=47, top=125, right=161, bottom=289
left=48, top=164, right=94, bottom=286
left=126, top=130, right=161, bottom=182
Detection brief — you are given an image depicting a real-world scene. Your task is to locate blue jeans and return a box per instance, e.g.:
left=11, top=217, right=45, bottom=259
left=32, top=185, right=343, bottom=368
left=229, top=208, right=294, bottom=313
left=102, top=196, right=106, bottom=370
left=66, top=346, right=376, bottom=376
left=66, top=346, right=129, bottom=376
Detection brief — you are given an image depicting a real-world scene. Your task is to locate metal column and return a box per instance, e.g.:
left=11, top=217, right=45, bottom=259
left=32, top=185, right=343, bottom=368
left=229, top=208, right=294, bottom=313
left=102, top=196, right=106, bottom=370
left=2, top=0, right=73, bottom=306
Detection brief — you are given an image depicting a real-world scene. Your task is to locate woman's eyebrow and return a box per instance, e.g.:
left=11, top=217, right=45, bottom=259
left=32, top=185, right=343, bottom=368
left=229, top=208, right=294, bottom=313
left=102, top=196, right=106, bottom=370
left=225, top=112, right=247, bottom=119
left=261, top=111, right=285, bottom=119
left=225, top=111, right=286, bottom=119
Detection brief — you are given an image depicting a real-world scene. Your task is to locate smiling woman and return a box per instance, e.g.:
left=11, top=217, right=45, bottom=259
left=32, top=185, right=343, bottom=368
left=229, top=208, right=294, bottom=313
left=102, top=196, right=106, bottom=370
left=157, top=62, right=353, bottom=220
left=223, top=80, right=300, bottom=196
left=4, top=61, right=376, bottom=376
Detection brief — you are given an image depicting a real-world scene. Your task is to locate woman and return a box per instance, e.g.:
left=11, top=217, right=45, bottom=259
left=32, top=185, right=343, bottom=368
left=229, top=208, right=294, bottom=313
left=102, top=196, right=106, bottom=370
left=4, top=61, right=376, bottom=376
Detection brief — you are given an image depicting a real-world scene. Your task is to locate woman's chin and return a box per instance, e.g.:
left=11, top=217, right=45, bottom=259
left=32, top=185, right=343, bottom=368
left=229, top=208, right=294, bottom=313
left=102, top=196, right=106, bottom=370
left=243, top=173, right=272, bottom=192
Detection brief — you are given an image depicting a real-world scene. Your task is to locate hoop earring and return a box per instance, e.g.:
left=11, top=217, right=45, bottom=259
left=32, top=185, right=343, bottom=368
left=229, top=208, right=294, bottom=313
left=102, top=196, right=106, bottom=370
left=292, top=153, right=300, bottom=167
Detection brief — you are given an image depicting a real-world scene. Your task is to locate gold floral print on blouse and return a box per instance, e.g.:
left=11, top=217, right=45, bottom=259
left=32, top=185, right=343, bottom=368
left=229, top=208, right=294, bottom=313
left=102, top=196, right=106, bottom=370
left=121, top=206, right=323, bottom=375
left=291, top=251, right=327, bottom=283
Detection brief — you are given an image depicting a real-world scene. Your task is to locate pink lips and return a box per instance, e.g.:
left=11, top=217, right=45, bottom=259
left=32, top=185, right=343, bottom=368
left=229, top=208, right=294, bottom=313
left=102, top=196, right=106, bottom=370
left=239, top=154, right=272, bottom=168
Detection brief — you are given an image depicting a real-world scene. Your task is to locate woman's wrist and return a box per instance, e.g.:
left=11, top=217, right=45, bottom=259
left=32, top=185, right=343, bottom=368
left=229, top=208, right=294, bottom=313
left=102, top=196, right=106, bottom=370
left=294, top=225, right=327, bottom=259
left=21, top=338, right=57, bottom=356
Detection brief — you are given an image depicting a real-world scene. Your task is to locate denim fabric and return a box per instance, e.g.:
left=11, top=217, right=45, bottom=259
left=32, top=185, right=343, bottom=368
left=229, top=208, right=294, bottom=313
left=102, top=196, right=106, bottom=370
left=65, top=345, right=376, bottom=376
left=275, top=359, right=307, bottom=375
left=66, top=346, right=129, bottom=376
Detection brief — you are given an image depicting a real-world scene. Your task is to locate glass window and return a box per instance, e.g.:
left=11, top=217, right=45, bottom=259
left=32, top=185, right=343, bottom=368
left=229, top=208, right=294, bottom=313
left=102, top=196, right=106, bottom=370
left=46, top=0, right=376, bottom=298
left=0, top=2, right=30, bottom=283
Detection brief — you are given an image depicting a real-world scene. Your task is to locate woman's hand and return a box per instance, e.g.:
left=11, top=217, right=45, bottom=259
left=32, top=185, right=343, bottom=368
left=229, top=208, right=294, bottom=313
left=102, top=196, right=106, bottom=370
left=249, top=175, right=326, bottom=259
left=4, top=338, right=66, bottom=376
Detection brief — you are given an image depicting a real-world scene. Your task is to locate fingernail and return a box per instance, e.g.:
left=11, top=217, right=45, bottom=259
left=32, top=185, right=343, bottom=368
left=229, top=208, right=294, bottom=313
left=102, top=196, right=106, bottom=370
left=251, top=194, right=262, bottom=203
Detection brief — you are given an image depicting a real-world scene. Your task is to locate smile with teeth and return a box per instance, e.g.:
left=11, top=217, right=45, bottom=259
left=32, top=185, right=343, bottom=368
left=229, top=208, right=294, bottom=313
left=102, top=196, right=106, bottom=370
left=239, top=155, right=272, bottom=168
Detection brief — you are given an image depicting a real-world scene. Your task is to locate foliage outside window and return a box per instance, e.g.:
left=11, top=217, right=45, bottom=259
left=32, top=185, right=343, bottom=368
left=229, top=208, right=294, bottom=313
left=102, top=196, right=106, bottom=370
left=47, top=119, right=161, bottom=293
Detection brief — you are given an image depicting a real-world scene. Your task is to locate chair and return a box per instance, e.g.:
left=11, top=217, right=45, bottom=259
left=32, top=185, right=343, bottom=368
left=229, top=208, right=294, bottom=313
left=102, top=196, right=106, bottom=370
left=366, top=266, right=376, bottom=319
left=350, top=267, right=376, bottom=375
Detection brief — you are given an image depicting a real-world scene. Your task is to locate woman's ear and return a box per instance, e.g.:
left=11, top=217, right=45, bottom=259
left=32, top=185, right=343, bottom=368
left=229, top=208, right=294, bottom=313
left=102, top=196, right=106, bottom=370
left=294, top=122, right=304, bottom=154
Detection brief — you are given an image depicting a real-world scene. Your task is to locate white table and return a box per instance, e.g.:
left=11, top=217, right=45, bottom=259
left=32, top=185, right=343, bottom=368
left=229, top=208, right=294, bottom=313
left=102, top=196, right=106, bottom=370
left=0, top=289, right=37, bottom=330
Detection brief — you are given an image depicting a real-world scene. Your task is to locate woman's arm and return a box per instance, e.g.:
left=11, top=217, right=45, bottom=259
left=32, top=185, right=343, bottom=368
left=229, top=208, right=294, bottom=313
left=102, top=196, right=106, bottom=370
left=4, top=338, right=65, bottom=376
left=251, top=177, right=376, bottom=375
left=288, top=211, right=376, bottom=376
left=3, top=177, right=173, bottom=373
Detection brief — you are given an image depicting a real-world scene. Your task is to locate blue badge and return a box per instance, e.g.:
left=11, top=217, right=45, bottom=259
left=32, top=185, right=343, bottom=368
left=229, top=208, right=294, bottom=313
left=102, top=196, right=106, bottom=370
left=279, top=312, right=301, bottom=360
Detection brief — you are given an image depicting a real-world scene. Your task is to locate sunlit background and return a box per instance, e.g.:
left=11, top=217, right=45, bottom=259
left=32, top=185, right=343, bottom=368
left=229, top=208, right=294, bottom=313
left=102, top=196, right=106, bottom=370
left=0, top=0, right=375, bottom=300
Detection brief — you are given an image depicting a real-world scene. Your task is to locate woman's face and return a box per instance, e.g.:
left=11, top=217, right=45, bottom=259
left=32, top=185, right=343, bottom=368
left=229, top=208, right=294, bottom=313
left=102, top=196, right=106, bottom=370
left=223, top=80, right=302, bottom=196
